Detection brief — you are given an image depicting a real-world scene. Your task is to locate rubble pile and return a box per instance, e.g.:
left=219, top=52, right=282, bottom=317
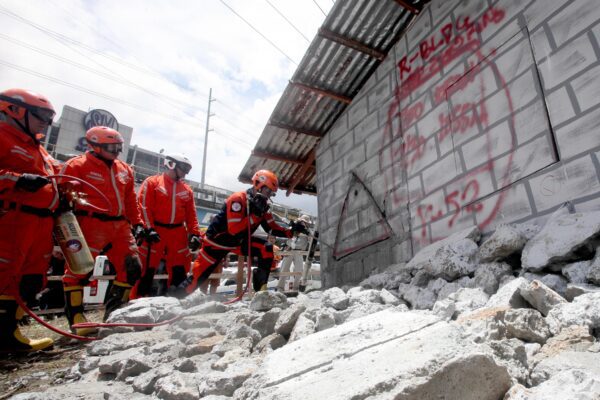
left=11, top=207, right=600, bottom=399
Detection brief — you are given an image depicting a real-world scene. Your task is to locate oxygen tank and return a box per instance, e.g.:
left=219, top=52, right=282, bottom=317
left=54, top=210, right=95, bottom=275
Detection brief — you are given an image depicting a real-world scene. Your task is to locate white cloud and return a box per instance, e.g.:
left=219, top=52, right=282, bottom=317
left=0, top=0, right=333, bottom=215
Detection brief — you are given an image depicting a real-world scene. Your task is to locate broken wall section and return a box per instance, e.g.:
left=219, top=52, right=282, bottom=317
left=316, top=0, right=600, bottom=288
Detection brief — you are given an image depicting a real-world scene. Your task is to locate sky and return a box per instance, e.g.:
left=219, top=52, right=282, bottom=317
left=0, top=0, right=334, bottom=215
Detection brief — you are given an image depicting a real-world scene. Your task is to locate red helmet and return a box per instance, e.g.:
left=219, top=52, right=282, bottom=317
left=0, top=88, right=55, bottom=124
left=85, top=126, right=124, bottom=146
left=252, top=169, right=278, bottom=193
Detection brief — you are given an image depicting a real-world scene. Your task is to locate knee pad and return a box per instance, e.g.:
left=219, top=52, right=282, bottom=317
left=171, top=265, right=186, bottom=288
left=125, top=256, right=142, bottom=286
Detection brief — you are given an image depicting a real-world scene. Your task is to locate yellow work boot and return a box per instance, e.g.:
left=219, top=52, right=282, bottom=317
left=0, top=296, right=53, bottom=352
left=64, top=286, right=97, bottom=336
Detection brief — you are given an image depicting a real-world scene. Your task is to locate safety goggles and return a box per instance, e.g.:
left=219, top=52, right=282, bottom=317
left=176, top=163, right=192, bottom=174
left=260, top=186, right=275, bottom=198
left=29, top=107, right=55, bottom=125
left=102, top=143, right=123, bottom=154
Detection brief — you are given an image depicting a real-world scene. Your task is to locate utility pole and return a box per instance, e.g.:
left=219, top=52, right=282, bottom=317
left=201, top=88, right=215, bottom=189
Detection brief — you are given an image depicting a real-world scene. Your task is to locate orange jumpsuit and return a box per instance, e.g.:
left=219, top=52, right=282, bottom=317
left=0, top=122, right=60, bottom=297
left=133, top=173, right=200, bottom=295
left=187, top=189, right=292, bottom=293
left=60, top=151, right=143, bottom=287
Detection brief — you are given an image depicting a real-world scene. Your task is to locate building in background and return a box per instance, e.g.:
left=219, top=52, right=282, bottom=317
left=44, top=105, right=309, bottom=227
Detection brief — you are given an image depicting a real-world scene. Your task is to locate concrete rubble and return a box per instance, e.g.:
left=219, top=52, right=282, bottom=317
left=10, top=209, right=600, bottom=399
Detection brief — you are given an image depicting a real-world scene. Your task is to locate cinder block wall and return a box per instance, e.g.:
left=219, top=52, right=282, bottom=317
left=316, top=0, right=600, bottom=288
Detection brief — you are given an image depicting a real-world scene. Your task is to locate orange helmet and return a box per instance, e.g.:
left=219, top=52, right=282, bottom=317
left=252, top=169, right=278, bottom=193
left=0, top=88, right=55, bottom=124
left=85, top=126, right=124, bottom=146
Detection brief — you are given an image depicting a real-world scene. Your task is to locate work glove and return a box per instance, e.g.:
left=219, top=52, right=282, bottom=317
left=132, top=224, right=145, bottom=246
left=188, top=234, right=201, bottom=252
left=249, top=193, right=269, bottom=216
left=145, top=228, right=161, bottom=244
left=290, top=220, right=310, bottom=236
left=15, top=173, right=50, bottom=192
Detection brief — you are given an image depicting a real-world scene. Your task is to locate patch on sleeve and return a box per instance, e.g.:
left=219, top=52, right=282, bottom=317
left=230, top=201, right=242, bottom=212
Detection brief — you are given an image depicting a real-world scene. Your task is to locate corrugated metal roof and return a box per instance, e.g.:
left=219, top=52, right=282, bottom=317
left=239, top=0, right=425, bottom=195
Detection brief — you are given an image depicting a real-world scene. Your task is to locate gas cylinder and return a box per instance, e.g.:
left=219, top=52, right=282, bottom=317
left=54, top=211, right=95, bottom=275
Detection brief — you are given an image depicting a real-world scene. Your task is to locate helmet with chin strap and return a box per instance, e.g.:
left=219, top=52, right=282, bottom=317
left=85, top=126, right=124, bottom=157
left=0, top=88, right=55, bottom=139
left=252, top=169, right=278, bottom=194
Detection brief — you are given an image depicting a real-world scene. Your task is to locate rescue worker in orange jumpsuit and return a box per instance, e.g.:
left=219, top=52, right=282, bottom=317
left=0, top=88, right=58, bottom=352
left=60, top=126, right=144, bottom=329
left=131, top=153, right=201, bottom=298
left=177, top=169, right=309, bottom=295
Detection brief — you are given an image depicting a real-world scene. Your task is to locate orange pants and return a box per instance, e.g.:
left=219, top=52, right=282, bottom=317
left=0, top=210, right=54, bottom=296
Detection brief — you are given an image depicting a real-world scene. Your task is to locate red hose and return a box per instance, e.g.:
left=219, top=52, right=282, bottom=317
left=15, top=296, right=98, bottom=341
left=47, top=174, right=112, bottom=213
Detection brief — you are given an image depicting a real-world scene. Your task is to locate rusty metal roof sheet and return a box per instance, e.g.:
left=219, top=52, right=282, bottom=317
left=239, top=0, right=425, bottom=195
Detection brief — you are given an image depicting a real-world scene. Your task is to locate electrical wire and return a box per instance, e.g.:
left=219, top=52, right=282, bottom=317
left=265, top=0, right=310, bottom=43
left=312, top=0, right=327, bottom=16
left=214, top=99, right=265, bottom=128
left=218, top=0, right=299, bottom=65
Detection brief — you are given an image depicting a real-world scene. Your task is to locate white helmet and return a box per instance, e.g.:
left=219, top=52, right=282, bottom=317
left=164, top=153, right=192, bottom=171
left=297, top=214, right=311, bottom=224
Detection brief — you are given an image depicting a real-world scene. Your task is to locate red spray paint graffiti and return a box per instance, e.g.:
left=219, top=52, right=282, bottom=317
left=381, top=4, right=517, bottom=247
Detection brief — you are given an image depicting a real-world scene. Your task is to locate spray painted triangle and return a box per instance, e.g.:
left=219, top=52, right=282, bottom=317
left=333, top=172, right=392, bottom=260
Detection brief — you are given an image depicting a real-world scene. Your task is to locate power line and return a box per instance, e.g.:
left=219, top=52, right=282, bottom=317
left=312, top=0, right=327, bottom=16
left=0, top=33, right=206, bottom=116
left=213, top=129, right=254, bottom=148
left=218, top=0, right=298, bottom=66
left=0, top=59, right=207, bottom=128
left=265, top=0, right=310, bottom=43
left=0, top=6, right=209, bottom=100
left=214, top=99, right=264, bottom=128
left=214, top=115, right=261, bottom=139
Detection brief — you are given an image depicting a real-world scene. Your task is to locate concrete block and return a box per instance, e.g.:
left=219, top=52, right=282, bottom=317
left=461, top=120, right=513, bottom=171
left=367, top=74, right=392, bottom=114
left=493, top=134, right=556, bottom=190
left=555, top=104, right=600, bottom=160
left=474, top=183, right=533, bottom=233
left=514, top=100, right=552, bottom=146
left=333, top=130, right=354, bottom=161
left=538, top=33, right=595, bottom=90
left=365, top=127, right=386, bottom=159
left=524, top=0, right=570, bottom=31
left=355, top=155, right=381, bottom=181
left=549, top=0, right=600, bottom=47
left=405, top=7, right=433, bottom=53
left=571, top=64, right=600, bottom=113
left=530, top=155, right=600, bottom=213
left=316, top=147, right=333, bottom=175
left=328, top=114, right=349, bottom=143
left=322, top=159, right=343, bottom=187
left=546, top=86, right=575, bottom=127
left=430, top=0, right=455, bottom=26
left=347, top=96, right=369, bottom=130
left=339, top=213, right=360, bottom=237
left=406, top=131, right=439, bottom=178
left=408, top=174, right=423, bottom=203
left=422, top=153, right=460, bottom=195
left=353, top=110, right=380, bottom=144
left=342, top=144, right=366, bottom=172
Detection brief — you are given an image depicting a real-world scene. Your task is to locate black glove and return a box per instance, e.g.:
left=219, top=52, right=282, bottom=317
left=171, top=275, right=194, bottom=299
left=290, top=220, right=309, bottom=235
left=249, top=193, right=269, bottom=216
left=188, top=234, right=201, bottom=251
left=145, top=228, right=161, bottom=244
left=132, top=224, right=145, bottom=246
left=15, top=173, right=49, bottom=192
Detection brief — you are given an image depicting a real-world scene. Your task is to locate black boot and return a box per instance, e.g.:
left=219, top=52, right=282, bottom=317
left=103, top=282, right=131, bottom=322
left=252, top=268, right=270, bottom=292
left=0, top=296, right=53, bottom=352
left=64, top=286, right=97, bottom=336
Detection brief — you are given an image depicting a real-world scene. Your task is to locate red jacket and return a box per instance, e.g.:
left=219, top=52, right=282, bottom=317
left=0, top=122, right=60, bottom=210
left=205, top=190, right=292, bottom=248
left=137, top=173, right=200, bottom=235
left=59, top=151, right=143, bottom=225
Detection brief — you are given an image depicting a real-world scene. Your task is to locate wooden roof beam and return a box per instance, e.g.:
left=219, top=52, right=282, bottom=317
left=393, top=0, right=420, bottom=14
left=268, top=121, right=325, bottom=138
left=286, top=149, right=316, bottom=196
left=290, top=81, right=353, bottom=104
left=318, top=28, right=385, bottom=61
